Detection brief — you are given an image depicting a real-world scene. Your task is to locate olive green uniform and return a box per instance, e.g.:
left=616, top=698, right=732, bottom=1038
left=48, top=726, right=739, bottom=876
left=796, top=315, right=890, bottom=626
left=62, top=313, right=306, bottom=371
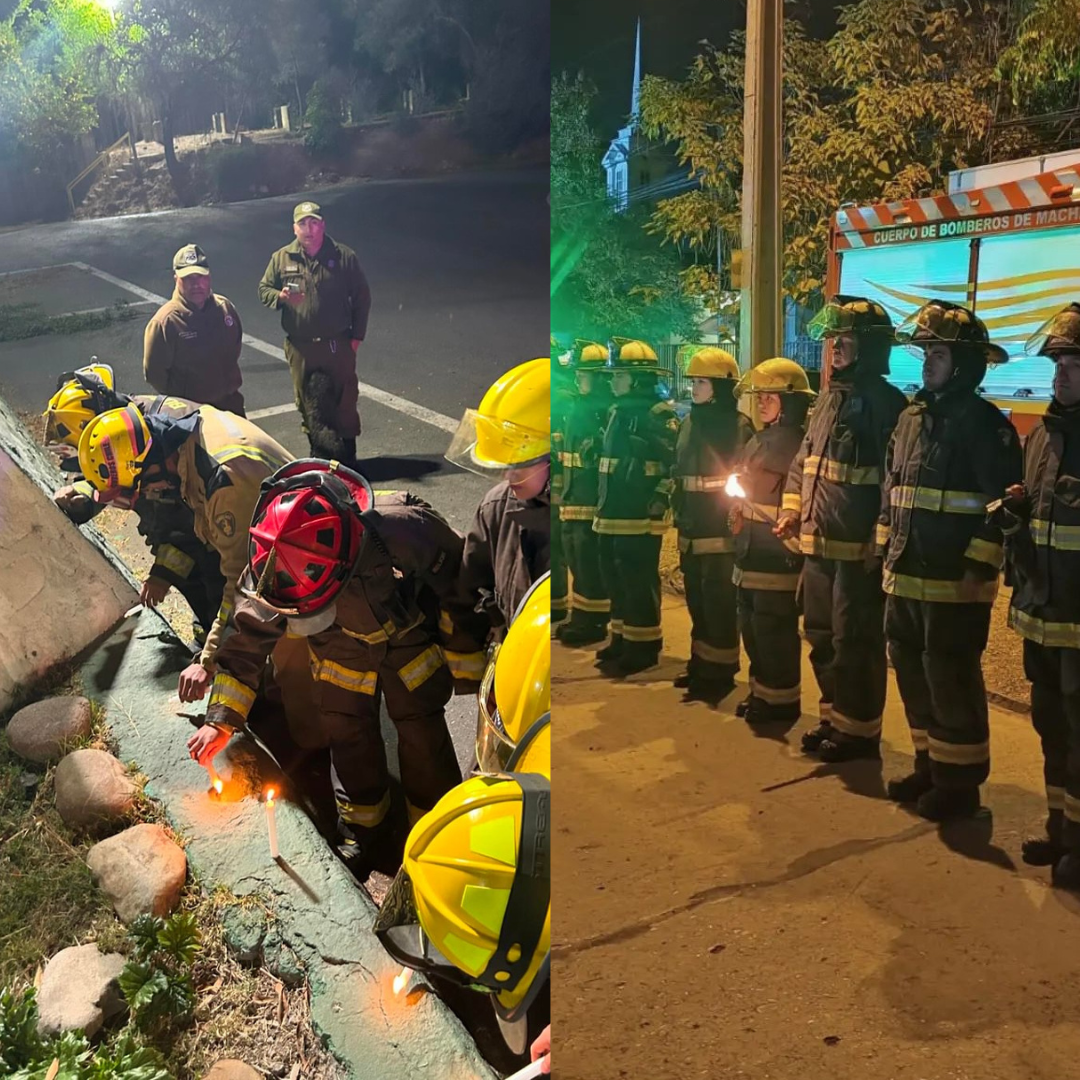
left=258, top=236, right=372, bottom=443
left=143, top=292, right=245, bottom=414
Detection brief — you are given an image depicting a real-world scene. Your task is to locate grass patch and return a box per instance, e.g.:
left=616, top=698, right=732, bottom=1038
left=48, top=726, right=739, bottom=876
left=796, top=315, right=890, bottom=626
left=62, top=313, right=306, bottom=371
left=0, top=299, right=139, bottom=342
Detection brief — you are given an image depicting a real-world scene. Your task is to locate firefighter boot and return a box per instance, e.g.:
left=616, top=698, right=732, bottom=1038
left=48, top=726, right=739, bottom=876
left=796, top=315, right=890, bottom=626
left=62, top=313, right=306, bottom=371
left=886, top=752, right=933, bottom=803
left=673, top=671, right=692, bottom=689
left=800, top=721, right=834, bottom=755
left=336, top=819, right=398, bottom=879
left=558, top=623, right=608, bottom=647
left=735, top=696, right=754, bottom=718
left=745, top=699, right=800, bottom=726
left=1051, top=852, right=1080, bottom=891
left=1022, top=809, right=1065, bottom=867
left=915, top=785, right=982, bottom=822
left=684, top=675, right=736, bottom=706
left=817, top=732, right=881, bottom=764
left=616, top=652, right=660, bottom=677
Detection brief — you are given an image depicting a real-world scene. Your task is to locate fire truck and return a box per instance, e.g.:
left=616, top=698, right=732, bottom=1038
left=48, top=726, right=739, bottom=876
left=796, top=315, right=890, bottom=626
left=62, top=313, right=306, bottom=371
left=824, top=149, right=1080, bottom=436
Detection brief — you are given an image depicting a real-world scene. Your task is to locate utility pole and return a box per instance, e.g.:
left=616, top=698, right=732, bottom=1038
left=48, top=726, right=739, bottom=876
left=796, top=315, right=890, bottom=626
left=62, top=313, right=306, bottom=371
left=738, top=0, right=783, bottom=369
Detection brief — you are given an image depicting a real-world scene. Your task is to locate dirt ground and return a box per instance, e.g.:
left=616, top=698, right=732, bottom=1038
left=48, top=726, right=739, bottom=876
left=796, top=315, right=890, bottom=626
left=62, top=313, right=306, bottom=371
left=552, top=595, right=1078, bottom=1080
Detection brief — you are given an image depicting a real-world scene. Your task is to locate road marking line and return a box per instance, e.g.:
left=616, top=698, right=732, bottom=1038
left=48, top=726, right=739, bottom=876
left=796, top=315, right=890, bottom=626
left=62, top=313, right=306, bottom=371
left=67, top=301, right=155, bottom=317
left=0, top=262, right=84, bottom=279
left=73, top=261, right=460, bottom=434
left=247, top=403, right=297, bottom=420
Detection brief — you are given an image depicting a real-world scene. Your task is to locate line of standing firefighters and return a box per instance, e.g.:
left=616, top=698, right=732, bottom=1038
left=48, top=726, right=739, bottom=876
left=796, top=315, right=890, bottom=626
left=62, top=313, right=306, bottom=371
left=553, top=297, right=1080, bottom=892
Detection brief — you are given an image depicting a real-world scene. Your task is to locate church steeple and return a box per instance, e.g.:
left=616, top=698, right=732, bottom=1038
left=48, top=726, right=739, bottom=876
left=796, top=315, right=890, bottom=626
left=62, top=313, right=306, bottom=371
left=630, top=17, right=642, bottom=124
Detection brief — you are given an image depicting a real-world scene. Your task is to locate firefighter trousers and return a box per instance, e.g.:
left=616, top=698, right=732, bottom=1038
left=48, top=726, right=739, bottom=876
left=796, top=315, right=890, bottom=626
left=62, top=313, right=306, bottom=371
left=802, top=556, right=886, bottom=741
left=1023, top=639, right=1080, bottom=852
left=551, top=515, right=569, bottom=628
left=885, top=595, right=991, bottom=788
left=597, top=532, right=662, bottom=663
left=315, top=646, right=462, bottom=832
left=284, top=336, right=361, bottom=443
left=562, top=519, right=610, bottom=634
left=680, top=548, right=739, bottom=684
left=737, top=586, right=801, bottom=720
left=153, top=541, right=225, bottom=643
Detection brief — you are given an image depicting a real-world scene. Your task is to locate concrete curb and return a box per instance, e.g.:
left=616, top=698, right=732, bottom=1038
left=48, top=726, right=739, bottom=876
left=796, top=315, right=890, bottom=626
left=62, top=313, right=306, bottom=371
left=79, top=612, right=495, bottom=1080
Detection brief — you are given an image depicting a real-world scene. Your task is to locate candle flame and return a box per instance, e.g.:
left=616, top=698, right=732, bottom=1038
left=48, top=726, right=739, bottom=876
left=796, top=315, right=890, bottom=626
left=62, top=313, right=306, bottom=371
left=266, top=787, right=276, bottom=804
left=213, top=779, right=223, bottom=794
left=725, top=473, right=746, bottom=499
left=393, top=966, right=413, bottom=996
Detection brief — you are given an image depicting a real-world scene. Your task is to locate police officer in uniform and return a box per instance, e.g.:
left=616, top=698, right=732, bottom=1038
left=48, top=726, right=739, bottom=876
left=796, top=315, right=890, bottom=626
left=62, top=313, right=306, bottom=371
left=259, top=202, right=372, bottom=464
left=593, top=340, right=679, bottom=676
left=777, top=297, right=908, bottom=762
left=997, top=303, right=1080, bottom=887
left=880, top=300, right=1022, bottom=821
left=143, top=245, right=245, bottom=415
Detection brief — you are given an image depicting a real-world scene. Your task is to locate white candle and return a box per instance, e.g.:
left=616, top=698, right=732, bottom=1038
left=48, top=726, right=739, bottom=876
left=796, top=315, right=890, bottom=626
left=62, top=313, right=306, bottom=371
left=266, top=788, right=279, bottom=859
left=503, top=1060, right=545, bottom=1080
left=392, top=966, right=413, bottom=995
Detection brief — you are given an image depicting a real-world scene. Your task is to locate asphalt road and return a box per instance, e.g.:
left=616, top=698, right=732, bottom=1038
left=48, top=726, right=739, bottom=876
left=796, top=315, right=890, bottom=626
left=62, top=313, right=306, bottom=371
left=0, top=168, right=549, bottom=794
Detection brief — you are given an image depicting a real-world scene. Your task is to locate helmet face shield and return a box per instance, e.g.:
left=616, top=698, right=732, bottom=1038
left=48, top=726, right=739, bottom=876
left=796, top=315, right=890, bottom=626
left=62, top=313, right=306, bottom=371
left=445, top=408, right=550, bottom=478
left=808, top=297, right=894, bottom=342
left=1025, top=305, right=1080, bottom=357
left=475, top=645, right=516, bottom=774
left=808, top=303, right=859, bottom=340
left=896, top=301, right=1008, bottom=365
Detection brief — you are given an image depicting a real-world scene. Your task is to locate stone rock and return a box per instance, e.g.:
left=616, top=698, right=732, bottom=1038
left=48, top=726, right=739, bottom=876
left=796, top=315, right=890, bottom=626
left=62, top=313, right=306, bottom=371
left=86, top=823, right=187, bottom=923
left=221, top=905, right=267, bottom=965
left=203, top=1062, right=263, bottom=1080
left=36, top=943, right=126, bottom=1038
left=262, top=927, right=305, bottom=987
left=6, top=696, right=92, bottom=764
left=54, top=748, right=138, bottom=832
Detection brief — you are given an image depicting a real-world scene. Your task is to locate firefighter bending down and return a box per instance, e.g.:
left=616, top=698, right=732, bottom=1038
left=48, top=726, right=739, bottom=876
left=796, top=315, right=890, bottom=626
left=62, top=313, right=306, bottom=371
left=731, top=359, right=813, bottom=724
left=880, top=300, right=1022, bottom=821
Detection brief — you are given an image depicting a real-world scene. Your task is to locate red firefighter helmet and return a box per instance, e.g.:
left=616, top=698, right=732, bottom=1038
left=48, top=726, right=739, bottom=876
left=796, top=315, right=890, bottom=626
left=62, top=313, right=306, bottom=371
left=244, top=459, right=375, bottom=616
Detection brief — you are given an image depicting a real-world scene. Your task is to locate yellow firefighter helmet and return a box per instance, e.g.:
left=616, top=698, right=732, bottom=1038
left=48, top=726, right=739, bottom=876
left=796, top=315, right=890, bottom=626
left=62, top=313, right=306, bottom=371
left=684, top=345, right=740, bottom=380
left=733, top=357, right=814, bottom=398
left=1026, top=302, right=1080, bottom=358
left=42, top=363, right=117, bottom=447
left=445, top=358, right=550, bottom=477
left=77, top=405, right=153, bottom=498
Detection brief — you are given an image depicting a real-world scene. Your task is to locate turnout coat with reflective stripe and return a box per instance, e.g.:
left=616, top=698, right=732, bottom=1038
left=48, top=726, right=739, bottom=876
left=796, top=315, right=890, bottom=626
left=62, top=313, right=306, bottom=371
left=177, top=406, right=293, bottom=663
left=784, top=372, right=907, bottom=560
left=1008, top=407, right=1080, bottom=648
left=205, top=497, right=489, bottom=727
left=557, top=398, right=607, bottom=521
left=594, top=395, right=679, bottom=535
left=734, top=421, right=804, bottom=591
left=878, top=389, right=1022, bottom=602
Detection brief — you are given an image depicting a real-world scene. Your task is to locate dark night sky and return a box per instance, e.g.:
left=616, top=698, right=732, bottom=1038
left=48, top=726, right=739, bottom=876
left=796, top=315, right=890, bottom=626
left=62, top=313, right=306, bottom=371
left=553, top=0, right=838, bottom=137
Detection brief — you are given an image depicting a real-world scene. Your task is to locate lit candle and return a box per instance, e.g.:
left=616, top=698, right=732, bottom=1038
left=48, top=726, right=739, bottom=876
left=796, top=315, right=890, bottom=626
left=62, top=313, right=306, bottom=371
left=266, top=787, right=279, bottom=859
left=724, top=472, right=746, bottom=499
left=207, top=764, right=223, bottom=799
left=503, top=1060, right=545, bottom=1080
left=392, top=966, right=413, bottom=996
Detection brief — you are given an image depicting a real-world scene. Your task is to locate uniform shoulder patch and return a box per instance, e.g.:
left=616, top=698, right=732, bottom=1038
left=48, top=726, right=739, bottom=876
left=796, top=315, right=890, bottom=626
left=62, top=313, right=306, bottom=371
left=214, top=511, right=237, bottom=538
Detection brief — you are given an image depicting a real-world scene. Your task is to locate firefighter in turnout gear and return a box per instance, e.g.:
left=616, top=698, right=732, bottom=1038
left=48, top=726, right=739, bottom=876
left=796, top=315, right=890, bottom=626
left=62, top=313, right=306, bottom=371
left=44, top=366, right=226, bottom=648
left=673, top=346, right=751, bottom=704
left=550, top=336, right=573, bottom=632
left=189, top=461, right=489, bottom=866
left=732, top=359, right=813, bottom=723
left=555, top=341, right=612, bottom=647
left=593, top=339, right=679, bottom=676
left=880, top=300, right=1022, bottom=821
left=447, top=358, right=551, bottom=634
left=997, top=303, right=1080, bottom=887
left=777, top=297, right=909, bottom=762
left=77, top=403, right=294, bottom=702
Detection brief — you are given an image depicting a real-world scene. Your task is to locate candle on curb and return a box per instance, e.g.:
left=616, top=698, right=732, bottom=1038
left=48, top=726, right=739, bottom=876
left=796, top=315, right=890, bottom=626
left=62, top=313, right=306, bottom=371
left=393, top=966, right=413, bottom=996
left=266, top=787, right=279, bottom=859
left=207, top=764, right=223, bottom=799
left=503, top=1060, right=545, bottom=1080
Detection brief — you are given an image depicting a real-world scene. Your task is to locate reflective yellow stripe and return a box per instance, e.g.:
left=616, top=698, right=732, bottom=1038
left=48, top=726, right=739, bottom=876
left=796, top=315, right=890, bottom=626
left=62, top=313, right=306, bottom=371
left=571, top=593, right=611, bottom=613
left=829, top=708, right=883, bottom=740
left=337, top=790, right=391, bottom=828
left=678, top=535, right=735, bottom=555
left=875, top=522, right=890, bottom=548
left=1009, top=607, right=1080, bottom=649
left=910, top=728, right=930, bottom=752
left=890, top=485, right=987, bottom=514
left=749, top=677, right=801, bottom=705
left=438, top=609, right=454, bottom=636
left=644, top=461, right=666, bottom=478
left=311, top=657, right=378, bottom=695
left=622, top=624, right=662, bottom=642
left=610, top=619, right=625, bottom=633
left=691, top=640, right=740, bottom=664
left=598, top=457, right=666, bottom=477
left=1029, top=518, right=1080, bottom=551
left=599, top=457, right=619, bottom=474
left=397, top=645, right=445, bottom=691
left=1047, top=785, right=1066, bottom=812
left=341, top=624, right=391, bottom=645
left=781, top=492, right=802, bottom=513
left=208, top=673, right=256, bottom=720
left=593, top=518, right=659, bottom=535
left=799, top=535, right=872, bottom=560
left=733, top=567, right=799, bottom=591
left=882, top=570, right=997, bottom=603
left=551, top=594, right=569, bottom=612
left=804, top=455, right=881, bottom=485
left=444, top=649, right=486, bottom=682
left=927, top=735, right=989, bottom=767
left=73, top=479, right=96, bottom=498
left=1065, top=793, right=1080, bottom=825
left=559, top=504, right=597, bottom=521
left=212, top=445, right=289, bottom=472
left=650, top=518, right=671, bottom=535
left=559, top=452, right=584, bottom=468
left=680, top=475, right=727, bottom=492
left=963, top=537, right=1004, bottom=569
left=155, top=544, right=196, bottom=578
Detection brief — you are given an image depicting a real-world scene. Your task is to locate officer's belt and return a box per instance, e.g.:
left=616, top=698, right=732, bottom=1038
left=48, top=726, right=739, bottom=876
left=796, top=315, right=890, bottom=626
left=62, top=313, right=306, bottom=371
left=288, top=332, right=351, bottom=344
